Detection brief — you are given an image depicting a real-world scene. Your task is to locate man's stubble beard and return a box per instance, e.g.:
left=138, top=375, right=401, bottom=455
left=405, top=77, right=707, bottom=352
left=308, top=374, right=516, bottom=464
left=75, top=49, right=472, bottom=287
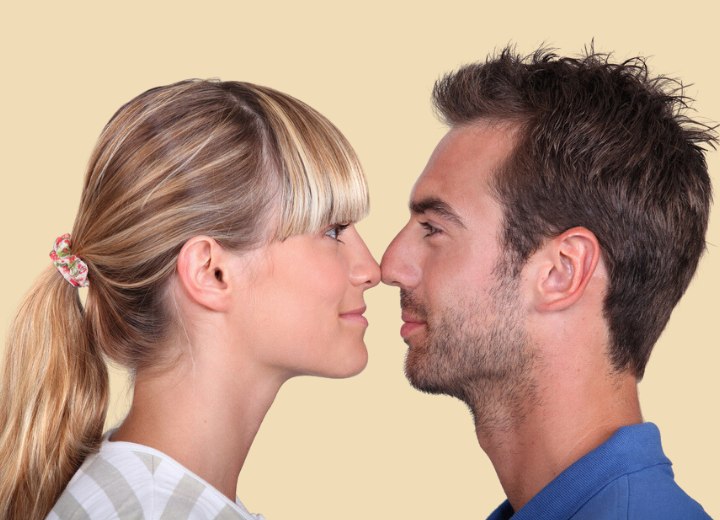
left=402, top=268, right=539, bottom=433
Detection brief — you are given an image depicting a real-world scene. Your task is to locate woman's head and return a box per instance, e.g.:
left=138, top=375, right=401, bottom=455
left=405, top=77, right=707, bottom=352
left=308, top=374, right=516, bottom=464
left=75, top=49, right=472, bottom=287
left=0, top=79, right=377, bottom=517
left=71, top=79, right=373, bottom=372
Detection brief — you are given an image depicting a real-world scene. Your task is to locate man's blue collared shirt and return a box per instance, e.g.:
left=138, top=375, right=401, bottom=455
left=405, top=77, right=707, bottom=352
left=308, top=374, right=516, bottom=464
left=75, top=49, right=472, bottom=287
left=487, top=423, right=710, bottom=519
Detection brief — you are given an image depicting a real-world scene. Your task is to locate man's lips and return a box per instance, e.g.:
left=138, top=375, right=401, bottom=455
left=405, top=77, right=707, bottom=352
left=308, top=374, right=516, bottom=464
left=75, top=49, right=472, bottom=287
left=400, top=312, right=426, bottom=338
left=339, top=306, right=368, bottom=326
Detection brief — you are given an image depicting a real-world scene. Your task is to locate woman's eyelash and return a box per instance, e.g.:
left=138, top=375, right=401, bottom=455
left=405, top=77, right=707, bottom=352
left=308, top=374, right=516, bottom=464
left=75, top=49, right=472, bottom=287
left=420, top=221, right=441, bottom=237
left=325, top=223, right=350, bottom=241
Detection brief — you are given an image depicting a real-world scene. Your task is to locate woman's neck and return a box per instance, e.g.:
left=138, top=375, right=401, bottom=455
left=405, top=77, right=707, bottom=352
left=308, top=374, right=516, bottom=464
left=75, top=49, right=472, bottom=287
left=112, top=351, right=284, bottom=501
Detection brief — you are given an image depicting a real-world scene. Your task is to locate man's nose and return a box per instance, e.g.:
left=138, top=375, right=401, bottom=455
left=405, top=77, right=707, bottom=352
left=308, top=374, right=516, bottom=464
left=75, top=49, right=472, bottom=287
left=381, top=227, right=420, bottom=289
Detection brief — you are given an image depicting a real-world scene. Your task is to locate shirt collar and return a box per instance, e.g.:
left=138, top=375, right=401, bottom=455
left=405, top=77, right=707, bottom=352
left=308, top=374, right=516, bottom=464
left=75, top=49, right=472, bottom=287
left=487, top=422, right=670, bottom=520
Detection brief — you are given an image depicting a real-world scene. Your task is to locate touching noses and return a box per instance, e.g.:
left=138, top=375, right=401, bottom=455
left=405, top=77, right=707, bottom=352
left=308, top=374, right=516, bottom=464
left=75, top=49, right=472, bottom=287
left=349, top=228, right=381, bottom=289
left=381, top=225, right=419, bottom=289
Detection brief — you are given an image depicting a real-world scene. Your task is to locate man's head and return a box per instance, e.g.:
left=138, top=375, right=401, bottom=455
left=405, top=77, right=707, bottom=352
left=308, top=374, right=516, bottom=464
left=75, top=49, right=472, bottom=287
left=382, top=46, right=715, bottom=402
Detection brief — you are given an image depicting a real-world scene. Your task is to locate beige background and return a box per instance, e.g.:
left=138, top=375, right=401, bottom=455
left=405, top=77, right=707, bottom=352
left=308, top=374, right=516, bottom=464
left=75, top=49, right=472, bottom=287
left=1, top=1, right=718, bottom=518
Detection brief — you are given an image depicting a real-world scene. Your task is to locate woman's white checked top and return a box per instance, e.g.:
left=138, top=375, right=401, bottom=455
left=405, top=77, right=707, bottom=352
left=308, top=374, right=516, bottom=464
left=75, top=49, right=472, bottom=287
left=47, top=433, right=264, bottom=520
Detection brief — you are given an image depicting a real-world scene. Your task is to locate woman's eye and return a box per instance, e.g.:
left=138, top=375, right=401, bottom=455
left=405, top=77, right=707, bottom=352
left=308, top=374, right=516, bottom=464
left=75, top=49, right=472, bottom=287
left=325, top=223, right=349, bottom=241
left=420, top=222, right=441, bottom=237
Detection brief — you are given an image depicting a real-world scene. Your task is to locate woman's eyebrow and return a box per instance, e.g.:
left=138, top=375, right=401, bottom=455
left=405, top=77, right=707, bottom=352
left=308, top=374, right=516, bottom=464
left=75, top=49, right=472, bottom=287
left=410, top=197, right=466, bottom=229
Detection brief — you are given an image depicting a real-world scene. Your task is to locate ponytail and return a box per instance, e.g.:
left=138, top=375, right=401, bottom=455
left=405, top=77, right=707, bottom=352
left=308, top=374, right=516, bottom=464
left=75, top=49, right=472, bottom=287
left=0, top=267, right=108, bottom=519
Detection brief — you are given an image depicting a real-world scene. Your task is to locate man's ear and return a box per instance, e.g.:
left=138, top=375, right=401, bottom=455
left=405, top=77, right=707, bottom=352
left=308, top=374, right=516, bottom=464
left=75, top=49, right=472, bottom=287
left=530, top=227, right=601, bottom=312
left=175, top=236, right=232, bottom=312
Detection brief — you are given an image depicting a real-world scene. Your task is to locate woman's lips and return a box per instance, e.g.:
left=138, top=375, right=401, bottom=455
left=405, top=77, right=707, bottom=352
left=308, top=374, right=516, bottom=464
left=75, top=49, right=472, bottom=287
left=339, top=306, right=368, bottom=326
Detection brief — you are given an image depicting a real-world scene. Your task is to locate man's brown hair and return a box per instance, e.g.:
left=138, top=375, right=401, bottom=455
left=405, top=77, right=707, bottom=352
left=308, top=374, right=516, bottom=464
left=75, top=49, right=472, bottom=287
left=433, top=46, right=716, bottom=378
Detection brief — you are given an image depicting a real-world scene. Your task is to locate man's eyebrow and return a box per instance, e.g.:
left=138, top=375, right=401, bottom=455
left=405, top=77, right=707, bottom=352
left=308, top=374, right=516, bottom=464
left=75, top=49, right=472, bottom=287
left=410, top=197, right=466, bottom=228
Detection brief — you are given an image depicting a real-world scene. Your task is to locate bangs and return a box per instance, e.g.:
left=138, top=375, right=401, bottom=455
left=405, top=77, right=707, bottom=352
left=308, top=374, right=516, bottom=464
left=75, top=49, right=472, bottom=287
left=275, top=131, right=369, bottom=238
left=255, top=88, right=369, bottom=240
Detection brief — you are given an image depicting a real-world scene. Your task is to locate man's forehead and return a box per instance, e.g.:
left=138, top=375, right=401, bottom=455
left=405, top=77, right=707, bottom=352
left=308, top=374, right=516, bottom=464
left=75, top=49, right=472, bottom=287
left=410, top=123, right=516, bottom=206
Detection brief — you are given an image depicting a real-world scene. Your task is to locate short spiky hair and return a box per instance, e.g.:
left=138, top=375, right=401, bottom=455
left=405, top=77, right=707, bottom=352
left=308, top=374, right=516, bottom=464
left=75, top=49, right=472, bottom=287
left=433, top=46, right=716, bottom=378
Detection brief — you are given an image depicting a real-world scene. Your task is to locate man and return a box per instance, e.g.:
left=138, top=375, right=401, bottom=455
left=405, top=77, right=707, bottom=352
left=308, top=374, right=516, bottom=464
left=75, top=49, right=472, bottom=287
left=381, top=47, right=713, bottom=519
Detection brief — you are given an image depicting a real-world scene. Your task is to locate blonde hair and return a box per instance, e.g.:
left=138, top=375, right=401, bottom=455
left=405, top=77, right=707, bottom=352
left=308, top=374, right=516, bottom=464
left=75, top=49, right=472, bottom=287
left=0, top=80, right=368, bottom=519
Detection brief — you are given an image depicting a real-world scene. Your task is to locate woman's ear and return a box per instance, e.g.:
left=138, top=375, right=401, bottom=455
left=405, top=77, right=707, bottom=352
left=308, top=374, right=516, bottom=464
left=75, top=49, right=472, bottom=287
left=530, top=227, right=602, bottom=312
left=175, top=236, right=232, bottom=311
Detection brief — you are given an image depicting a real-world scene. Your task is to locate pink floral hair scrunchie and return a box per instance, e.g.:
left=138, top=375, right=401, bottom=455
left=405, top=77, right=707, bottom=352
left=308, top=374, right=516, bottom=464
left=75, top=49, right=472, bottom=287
left=49, top=233, right=89, bottom=288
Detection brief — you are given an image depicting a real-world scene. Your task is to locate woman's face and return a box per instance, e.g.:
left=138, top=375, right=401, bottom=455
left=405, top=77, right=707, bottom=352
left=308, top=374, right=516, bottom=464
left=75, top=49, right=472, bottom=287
left=234, top=223, right=380, bottom=380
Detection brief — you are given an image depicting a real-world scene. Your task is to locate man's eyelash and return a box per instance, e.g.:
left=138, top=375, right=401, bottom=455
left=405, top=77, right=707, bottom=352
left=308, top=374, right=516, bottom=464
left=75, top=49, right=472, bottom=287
left=420, top=221, right=441, bottom=237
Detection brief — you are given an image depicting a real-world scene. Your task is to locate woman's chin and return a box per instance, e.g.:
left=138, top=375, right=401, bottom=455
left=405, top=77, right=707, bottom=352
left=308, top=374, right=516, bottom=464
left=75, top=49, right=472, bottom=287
left=335, top=349, right=369, bottom=379
left=311, top=344, right=369, bottom=379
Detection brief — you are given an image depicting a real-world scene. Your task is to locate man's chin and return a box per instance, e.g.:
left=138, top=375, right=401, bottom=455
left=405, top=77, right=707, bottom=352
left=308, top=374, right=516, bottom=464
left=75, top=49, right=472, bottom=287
left=404, top=355, right=449, bottom=396
left=404, top=349, right=472, bottom=401
left=407, top=378, right=448, bottom=396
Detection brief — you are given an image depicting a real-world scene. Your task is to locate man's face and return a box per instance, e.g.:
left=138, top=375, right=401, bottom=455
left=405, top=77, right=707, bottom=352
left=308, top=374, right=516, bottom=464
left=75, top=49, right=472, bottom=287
left=381, top=123, right=535, bottom=407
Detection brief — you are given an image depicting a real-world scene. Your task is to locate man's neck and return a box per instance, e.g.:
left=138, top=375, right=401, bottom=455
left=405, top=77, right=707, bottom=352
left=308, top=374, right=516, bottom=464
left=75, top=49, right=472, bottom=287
left=472, top=370, right=642, bottom=512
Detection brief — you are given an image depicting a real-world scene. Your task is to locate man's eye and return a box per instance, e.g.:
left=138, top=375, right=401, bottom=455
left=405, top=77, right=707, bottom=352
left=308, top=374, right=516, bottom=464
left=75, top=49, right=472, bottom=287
left=420, top=222, right=441, bottom=237
left=325, top=223, right=349, bottom=241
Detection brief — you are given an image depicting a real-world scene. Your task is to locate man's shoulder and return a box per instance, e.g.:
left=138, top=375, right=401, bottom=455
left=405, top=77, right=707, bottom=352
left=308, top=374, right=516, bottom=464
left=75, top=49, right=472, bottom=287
left=572, top=461, right=710, bottom=519
left=624, top=464, right=709, bottom=519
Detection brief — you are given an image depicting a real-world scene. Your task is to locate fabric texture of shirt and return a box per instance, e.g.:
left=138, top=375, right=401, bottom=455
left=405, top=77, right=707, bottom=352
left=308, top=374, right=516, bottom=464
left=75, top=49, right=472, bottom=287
left=487, top=422, right=710, bottom=519
left=47, top=434, right=265, bottom=520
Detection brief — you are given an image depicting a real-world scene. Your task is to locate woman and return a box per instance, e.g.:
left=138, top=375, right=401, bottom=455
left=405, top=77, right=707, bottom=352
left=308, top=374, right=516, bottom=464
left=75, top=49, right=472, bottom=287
left=0, top=80, right=380, bottom=519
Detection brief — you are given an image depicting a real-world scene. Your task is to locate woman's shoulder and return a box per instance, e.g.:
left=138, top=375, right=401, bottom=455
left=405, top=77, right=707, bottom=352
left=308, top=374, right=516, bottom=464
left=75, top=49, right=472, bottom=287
left=46, top=439, right=150, bottom=520
left=47, top=436, right=264, bottom=520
